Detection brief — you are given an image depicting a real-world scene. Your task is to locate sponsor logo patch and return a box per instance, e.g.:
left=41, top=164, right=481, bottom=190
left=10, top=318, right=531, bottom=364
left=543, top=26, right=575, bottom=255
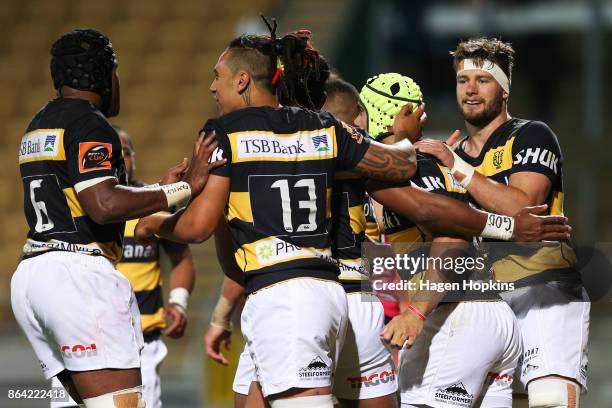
left=298, top=356, right=331, bottom=380
left=234, top=130, right=334, bottom=161
left=434, top=382, right=474, bottom=407
left=79, top=142, right=112, bottom=173
left=61, top=343, right=98, bottom=358
left=254, top=238, right=331, bottom=265
left=347, top=369, right=396, bottom=389
left=19, top=129, right=63, bottom=163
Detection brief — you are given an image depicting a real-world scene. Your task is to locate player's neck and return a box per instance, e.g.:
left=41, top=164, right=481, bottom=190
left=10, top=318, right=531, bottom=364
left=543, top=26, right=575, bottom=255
left=248, top=90, right=280, bottom=109
left=58, top=86, right=102, bottom=108
left=464, top=111, right=511, bottom=156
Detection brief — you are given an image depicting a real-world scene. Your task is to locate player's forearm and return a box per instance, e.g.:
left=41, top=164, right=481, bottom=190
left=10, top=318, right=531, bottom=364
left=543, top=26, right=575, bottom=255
left=354, top=140, right=417, bottom=182
left=83, top=184, right=168, bottom=224
left=368, top=181, right=487, bottom=238
left=465, top=172, right=531, bottom=215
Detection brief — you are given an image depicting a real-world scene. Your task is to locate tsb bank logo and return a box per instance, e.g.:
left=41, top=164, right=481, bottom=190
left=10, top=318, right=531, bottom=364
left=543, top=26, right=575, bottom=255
left=234, top=131, right=334, bottom=161
left=61, top=343, right=98, bottom=358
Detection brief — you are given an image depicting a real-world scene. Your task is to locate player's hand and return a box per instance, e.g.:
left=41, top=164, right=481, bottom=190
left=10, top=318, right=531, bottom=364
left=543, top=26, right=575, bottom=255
left=380, top=309, right=424, bottom=349
left=204, top=324, right=232, bottom=365
left=391, top=102, right=427, bottom=143
left=445, top=130, right=462, bottom=149
left=414, top=138, right=455, bottom=168
left=182, top=131, right=227, bottom=196
left=134, top=216, right=158, bottom=245
left=160, top=158, right=189, bottom=185
left=512, top=204, right=571, bottom=242
left=164, top=303, right=187, bottom=339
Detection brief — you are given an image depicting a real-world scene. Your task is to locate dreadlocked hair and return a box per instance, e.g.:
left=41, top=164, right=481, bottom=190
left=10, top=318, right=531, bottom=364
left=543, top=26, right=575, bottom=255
left=226, top=18, right=329, bottom=111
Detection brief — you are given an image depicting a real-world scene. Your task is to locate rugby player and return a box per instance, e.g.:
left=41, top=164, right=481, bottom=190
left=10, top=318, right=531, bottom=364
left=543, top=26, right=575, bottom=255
left=11, top=29, right=221, bottom=408
left=135, top=27, right=419, bottom=408
left=415, top=38, right=588, bottom=408
left=363, top=73, right=521, bottom=408
left=51, top=127, right=197, bottom=408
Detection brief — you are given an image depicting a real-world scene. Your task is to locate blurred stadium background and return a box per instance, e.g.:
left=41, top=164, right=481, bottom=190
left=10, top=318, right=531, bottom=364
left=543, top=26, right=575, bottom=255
left=0, top=0, right=610, bottom=406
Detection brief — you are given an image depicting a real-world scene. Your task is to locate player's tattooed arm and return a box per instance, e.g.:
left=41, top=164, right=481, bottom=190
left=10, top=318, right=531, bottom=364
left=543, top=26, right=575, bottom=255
left=353, top=102, right=427, bottom=182
left=354, top=139, right=417, bottom=182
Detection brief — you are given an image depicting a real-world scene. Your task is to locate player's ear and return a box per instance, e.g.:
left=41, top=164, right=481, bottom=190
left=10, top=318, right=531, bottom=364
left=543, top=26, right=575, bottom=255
left=502, top=91, right=509, bottom=102
left=236, top=71, right=251, bottom=94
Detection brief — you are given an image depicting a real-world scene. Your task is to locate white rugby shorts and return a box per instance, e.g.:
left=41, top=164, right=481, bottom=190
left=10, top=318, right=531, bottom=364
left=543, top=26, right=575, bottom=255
left=236, top=278, right=348, bottom=397
left=502, top=282, right=590, bottom=391
left=399, top=301, right=521, bottom=408
left=11, top=251, right=144, bottom=380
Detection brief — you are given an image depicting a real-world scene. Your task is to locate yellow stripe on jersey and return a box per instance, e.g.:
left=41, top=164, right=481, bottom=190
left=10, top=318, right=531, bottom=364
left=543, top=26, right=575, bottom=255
left=228, top=189, right=332, bottom=223
left=437, top=164, right=467, bottom=194
left=18, top=128, right=66, bottom=164
left=365, top=222, right=381, bottom=242
left=492, top=243, right=577, bottom=282
left=228, top=127, right=338, bottom=163
left=235, top=236, right=332, bottom=272
left=348, top=204, right=367, bottom=235
left=141, top=307, right=165, bottom=332
left=550, top=191, right=564, bottom=216
left=385, top=227, right=423, bottom=245
left=227, top=192, right=253, bottom=223
left=474, top=136, right=516, bottom=177
left=62, top=188, right=86, bottom=218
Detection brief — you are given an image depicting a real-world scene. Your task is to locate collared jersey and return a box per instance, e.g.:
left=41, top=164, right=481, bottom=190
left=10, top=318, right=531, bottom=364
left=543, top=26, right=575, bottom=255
left=116, top=182, right=187, bottom=333
left=19, top=98, right=127, bottom=263
left=454, top=118, right=577, bottom=286
left=204, top=106, right=370, bottom=294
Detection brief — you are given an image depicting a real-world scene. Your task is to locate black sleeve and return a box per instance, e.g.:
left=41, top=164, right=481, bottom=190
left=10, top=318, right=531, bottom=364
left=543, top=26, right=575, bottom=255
left=510, top=121, right=562, bottom=183
left=332, top=117, right=371, bottom=171
left=412, top=155, right=468, bottom=202
left=65, top=114, right=123, bottom=188
left=201, top=119, right=232, bottom=178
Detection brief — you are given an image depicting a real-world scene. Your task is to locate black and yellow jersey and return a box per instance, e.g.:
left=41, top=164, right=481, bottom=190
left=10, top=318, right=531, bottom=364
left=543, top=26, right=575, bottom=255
left=364, top=195, right=381, bottom=242
left=18, top=98, right=127, bottom=263
left=454, top=118, right=577, bottom=286
left=331, top=171, right=370, bottom=292
left=383, top=153, right=467, bottom=252
left=204, top=106, right=370, bottom=294
left=116, top=182, right=187, bottom=334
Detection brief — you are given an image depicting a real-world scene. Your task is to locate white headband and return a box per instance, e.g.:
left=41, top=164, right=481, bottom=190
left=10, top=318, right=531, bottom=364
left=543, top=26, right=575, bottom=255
left=457, top=58, right=510, bottom=94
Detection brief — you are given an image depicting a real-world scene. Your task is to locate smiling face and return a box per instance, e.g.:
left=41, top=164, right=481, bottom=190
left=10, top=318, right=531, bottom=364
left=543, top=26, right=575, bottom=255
left=209, top=50, right=246, bottom=116
left=456, top=60, right=506, bottom=127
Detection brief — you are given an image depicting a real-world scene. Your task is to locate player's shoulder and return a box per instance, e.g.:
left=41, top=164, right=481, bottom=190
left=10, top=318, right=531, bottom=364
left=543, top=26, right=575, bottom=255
left=416, top=152, right=446, bottom=177
left=512, top=118, right=557, bottom=139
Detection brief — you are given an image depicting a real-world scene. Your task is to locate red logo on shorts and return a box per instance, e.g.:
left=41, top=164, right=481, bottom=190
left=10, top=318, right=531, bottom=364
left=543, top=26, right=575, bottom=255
left=61, top=343, right=98, bottom=358
left=485, top=372, right=513, bottom=386
left=347, top=369, right=396, bottom=389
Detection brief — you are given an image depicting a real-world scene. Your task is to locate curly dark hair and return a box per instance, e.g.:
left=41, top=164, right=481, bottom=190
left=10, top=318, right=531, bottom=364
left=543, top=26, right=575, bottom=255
left=451, top=37, right=515, bottom=81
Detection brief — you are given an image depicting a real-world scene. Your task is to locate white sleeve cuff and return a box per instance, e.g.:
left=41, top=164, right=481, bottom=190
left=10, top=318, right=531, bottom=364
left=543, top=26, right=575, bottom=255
left=74, top=176, right=117, bottom=193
